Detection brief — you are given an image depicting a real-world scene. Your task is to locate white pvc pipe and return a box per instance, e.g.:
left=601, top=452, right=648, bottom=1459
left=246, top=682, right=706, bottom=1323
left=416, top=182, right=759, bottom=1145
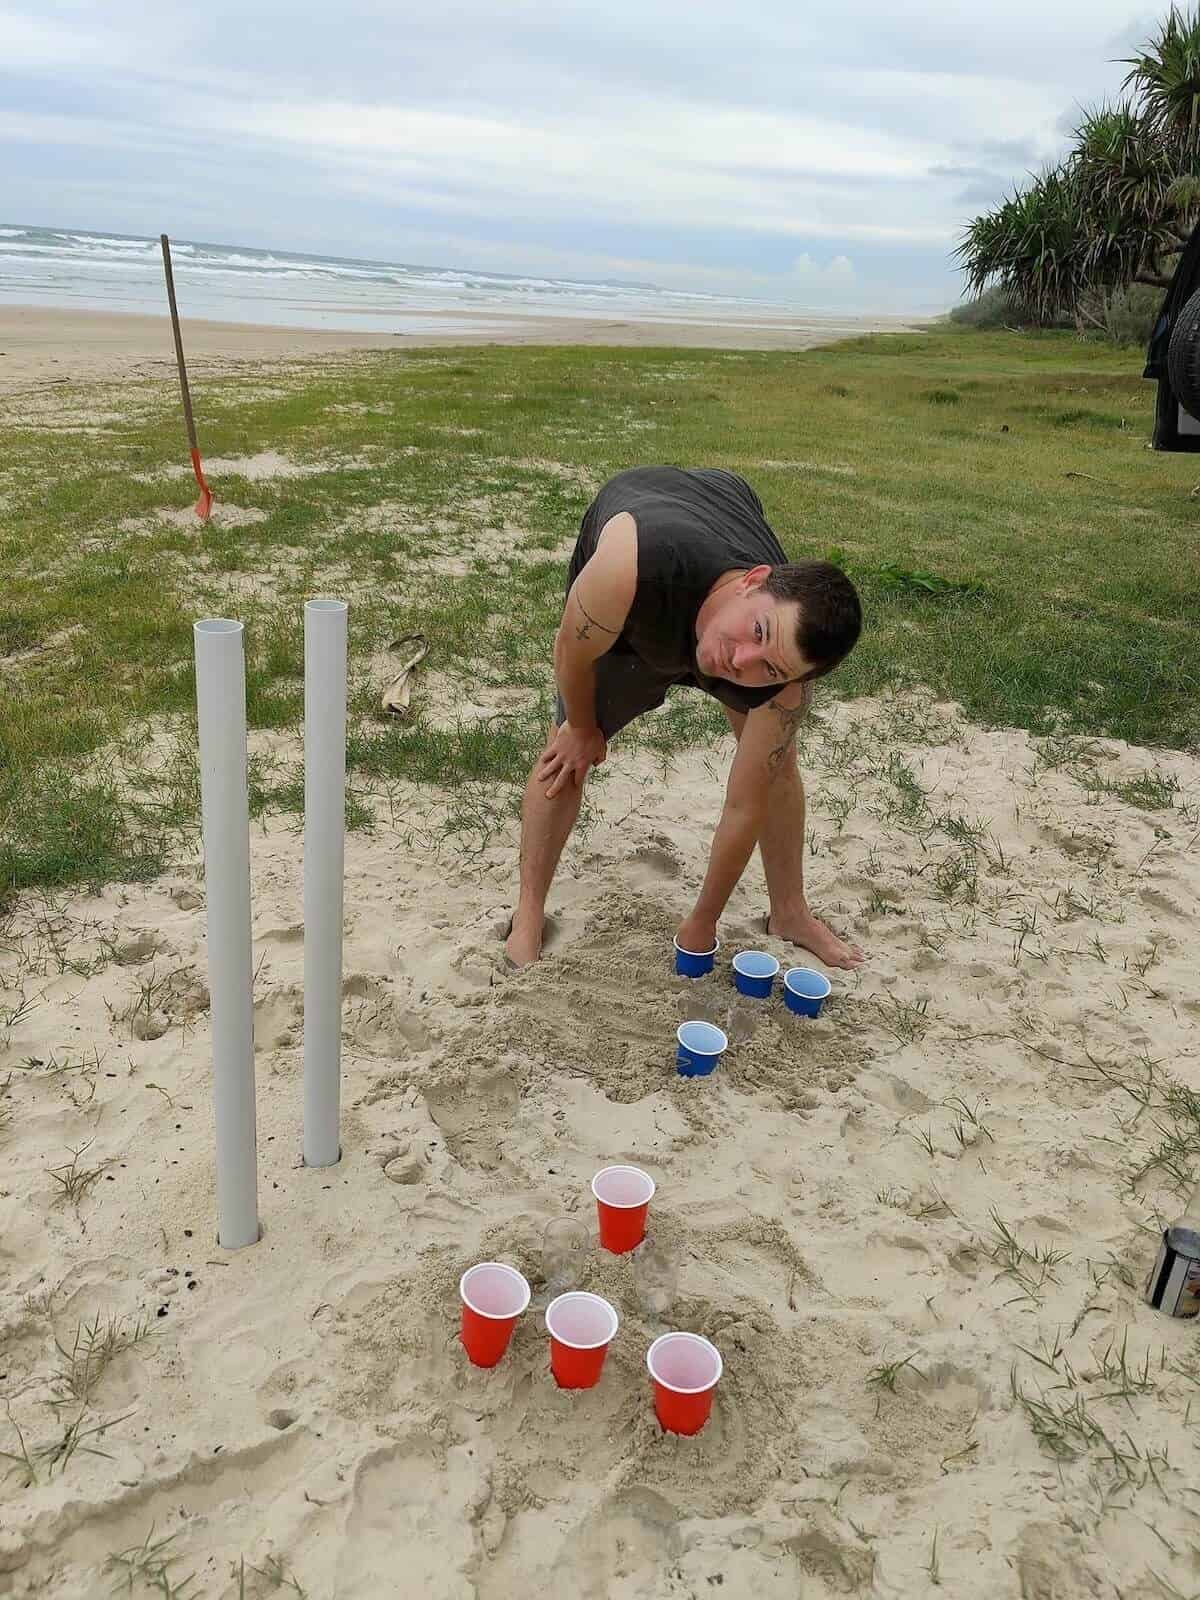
left=303, top=599, right=348, bottom=1168
left=193, top=619, right=259, bottom=1250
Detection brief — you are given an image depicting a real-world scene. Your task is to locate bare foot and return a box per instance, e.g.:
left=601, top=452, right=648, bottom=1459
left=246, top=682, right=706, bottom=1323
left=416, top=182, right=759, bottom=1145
left=767, top=908, right=864, bottom=970
left=504, top=913, right=544, bottom=969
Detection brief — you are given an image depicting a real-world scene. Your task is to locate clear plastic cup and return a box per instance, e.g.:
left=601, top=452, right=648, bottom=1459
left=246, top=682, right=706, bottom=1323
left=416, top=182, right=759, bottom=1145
left=633, top=1237, right=679, bottom=1319
left=541, top=1217, right=589, bottom=1298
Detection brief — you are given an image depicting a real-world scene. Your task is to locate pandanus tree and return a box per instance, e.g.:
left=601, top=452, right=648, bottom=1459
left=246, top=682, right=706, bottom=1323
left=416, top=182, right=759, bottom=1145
left=959, top=165, right=1088, bottom=323
left=957, top=6, right=1200, bottom=321
left=1125, top=5, right=1200, bottom=150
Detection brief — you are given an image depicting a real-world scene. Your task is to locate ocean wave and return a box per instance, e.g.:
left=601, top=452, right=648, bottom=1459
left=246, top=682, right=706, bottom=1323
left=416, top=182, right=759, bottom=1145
left=0, top=221, right=789, bottom=323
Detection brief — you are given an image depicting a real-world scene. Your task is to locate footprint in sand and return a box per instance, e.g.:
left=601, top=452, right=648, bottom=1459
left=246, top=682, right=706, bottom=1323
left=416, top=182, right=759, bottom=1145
left=337, top=1439, right=481, bottom=1591
left=557, top=1488, right=683, bottom=1591
left=858, top=1068, right=935, bottom=1116
left=167, top=882, right=204, bottom=912
left=424, top=1069, right=519, bottom=1171
left=130, top=1009, right=171, bottom=1041
left=921, top=1354, right=993, bottom=1414
left=839, top=1105, right=890, bottom=1159
left=377, top=1140, right=425, bottom=1186
left=112, top=930, right=167, bottom=967
left=782, top=1511, right=877, bottom=1594
left=490, top=910, right=562, bottom=950
left=253, top=983, right=303, bottom=1047
left=341, top=975, right=434, bottom=1054
left=629, top=842, right=681, bottom=878
left=1138, top=884, right=1188, bottom=918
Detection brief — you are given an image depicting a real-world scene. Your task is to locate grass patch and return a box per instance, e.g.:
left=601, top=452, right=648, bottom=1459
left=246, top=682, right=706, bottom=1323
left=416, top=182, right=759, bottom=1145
left=106, top=1527, right=197, bottom=1597
left=53, top=1311, right=155, bottom=1407
left=1, top=331, right=1197, bottom=900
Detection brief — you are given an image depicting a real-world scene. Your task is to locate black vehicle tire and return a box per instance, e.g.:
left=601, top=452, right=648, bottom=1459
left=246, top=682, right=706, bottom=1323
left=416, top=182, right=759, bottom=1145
left=1166, top=287, right=1200, bottom=418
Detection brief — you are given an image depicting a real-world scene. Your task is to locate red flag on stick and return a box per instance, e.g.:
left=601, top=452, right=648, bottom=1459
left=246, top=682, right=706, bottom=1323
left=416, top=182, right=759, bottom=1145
left=160, top=233, right=213, bottom=523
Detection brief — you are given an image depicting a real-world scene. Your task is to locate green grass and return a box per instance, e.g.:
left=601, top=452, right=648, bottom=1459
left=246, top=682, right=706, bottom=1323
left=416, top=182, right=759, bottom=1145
left=1, top=330, right=1197, bottom=904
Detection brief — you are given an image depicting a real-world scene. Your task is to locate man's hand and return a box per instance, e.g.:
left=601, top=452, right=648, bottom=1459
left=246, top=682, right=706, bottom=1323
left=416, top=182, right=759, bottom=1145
left=538, top=722, right=608, bottom=799
left=675, top=910, right=718, bottom=956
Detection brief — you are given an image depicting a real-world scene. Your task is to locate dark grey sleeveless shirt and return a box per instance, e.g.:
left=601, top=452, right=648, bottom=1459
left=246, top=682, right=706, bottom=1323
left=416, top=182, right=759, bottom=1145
left=569, top=466, right=789, bottom=716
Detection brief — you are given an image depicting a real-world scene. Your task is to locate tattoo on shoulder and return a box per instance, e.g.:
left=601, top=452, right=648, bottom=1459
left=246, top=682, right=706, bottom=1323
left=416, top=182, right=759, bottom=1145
left=573, top=591, right=621, bottom=642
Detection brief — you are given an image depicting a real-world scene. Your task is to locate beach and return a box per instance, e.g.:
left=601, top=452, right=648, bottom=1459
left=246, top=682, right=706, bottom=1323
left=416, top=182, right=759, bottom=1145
left=2, top=331, right=1199, bottom=1598
left=0, top=304, right=922, bottom=395
left=3, top=692, right=1199, bottom=1597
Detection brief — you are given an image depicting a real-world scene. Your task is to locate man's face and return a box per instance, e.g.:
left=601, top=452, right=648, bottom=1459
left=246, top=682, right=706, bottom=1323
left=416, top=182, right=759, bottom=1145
left=695, top=575, right=812, bottom=689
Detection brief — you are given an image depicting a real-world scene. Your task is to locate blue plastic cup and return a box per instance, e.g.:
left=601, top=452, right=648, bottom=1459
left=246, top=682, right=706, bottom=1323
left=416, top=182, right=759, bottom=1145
left=732, top=950, right=780, bottom=999
left=674, top=936, right=719, bottom=979
left=783, top=967, right=832, bottom=1018
left=676, top=1020, right=728, bottom=1077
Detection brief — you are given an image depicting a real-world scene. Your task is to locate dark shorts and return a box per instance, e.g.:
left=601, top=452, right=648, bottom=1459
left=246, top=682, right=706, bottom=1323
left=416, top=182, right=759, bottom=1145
left=553, top=658, right=813, bottom=740
left=553, top=653, right=681, bottom=740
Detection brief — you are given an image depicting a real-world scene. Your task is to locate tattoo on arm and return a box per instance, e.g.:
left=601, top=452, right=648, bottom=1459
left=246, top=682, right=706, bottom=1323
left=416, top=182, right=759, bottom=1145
left=572, top=589, right=622, bottom=643
left=766, top=700, right=808, bottom=777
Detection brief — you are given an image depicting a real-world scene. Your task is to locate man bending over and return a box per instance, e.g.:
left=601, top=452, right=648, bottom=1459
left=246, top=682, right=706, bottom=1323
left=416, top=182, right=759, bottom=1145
left=505, top=466, right=864, bottom=971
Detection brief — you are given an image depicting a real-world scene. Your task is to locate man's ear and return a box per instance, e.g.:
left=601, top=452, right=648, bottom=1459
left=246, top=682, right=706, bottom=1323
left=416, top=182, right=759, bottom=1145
left=741, top=564, right=772, bottom=593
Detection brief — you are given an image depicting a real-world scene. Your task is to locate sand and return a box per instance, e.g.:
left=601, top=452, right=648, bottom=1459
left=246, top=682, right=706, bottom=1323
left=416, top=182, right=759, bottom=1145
left=0, top=304, right=923, bottom=395
left=3, top=308, right=1199, bottom=1594
left=2, top=681, right=1199, bottom=1598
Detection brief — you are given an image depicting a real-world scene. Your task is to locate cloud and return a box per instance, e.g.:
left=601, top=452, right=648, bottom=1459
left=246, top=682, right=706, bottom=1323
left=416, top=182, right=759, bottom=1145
left=0, top=0, right=1158, bottom=311
left=162, top=90, right=958, bottom=249
left=929, top=163, right=1003, bottom=182
left=954, top=181, right=1012, bottom=209
left=792, top=253, right=855, bottom=283
left=800, top=252, right=857, bottom=278
left=1055, top=102, right=1088, bottom=138
left=0, top=12, right=119, bottom=70
left=1104, top=13, right=1162, bottom=53
left=958, top=136, right=1044, bottom=166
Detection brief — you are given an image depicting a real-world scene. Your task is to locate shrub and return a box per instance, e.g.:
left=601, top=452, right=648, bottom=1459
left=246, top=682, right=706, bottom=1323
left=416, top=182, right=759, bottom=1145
left=948, top=286, right=1036, bottom=329
left=1100, top=282, right=1163, bottom=347
left=948, top=285, right=1076, bottom=331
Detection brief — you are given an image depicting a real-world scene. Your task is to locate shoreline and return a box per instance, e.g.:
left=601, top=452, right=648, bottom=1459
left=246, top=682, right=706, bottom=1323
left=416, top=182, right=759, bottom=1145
left=0, top=302, right=927, bottom=392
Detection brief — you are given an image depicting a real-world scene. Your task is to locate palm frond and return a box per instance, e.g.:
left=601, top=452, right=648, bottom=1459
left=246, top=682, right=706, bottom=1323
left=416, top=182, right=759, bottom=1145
left=1121, top=4, right=1200, bottom=150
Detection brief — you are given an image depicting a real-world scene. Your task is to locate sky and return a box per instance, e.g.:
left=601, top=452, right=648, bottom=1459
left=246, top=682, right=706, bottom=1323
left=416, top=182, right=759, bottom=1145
left=0, top=1, right=1165, bottom=313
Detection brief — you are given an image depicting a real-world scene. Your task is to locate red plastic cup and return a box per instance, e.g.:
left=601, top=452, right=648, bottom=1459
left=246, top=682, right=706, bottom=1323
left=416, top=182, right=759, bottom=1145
left=459, top=1262, right=531, bottom=1368
left=545, top=1292, right=619, bottom=1388
left=591, top=1165, right=655, bottom=1254
left=646, top=1332, right=723, bottom=1435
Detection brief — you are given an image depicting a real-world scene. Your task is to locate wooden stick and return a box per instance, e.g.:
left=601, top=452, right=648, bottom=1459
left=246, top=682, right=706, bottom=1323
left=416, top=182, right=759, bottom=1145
left=160, top=234, right=199, bottom=453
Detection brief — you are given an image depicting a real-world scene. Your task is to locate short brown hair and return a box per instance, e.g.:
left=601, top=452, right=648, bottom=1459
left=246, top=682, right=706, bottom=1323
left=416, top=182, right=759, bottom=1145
left=764, top=561, right=862, bottom=682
